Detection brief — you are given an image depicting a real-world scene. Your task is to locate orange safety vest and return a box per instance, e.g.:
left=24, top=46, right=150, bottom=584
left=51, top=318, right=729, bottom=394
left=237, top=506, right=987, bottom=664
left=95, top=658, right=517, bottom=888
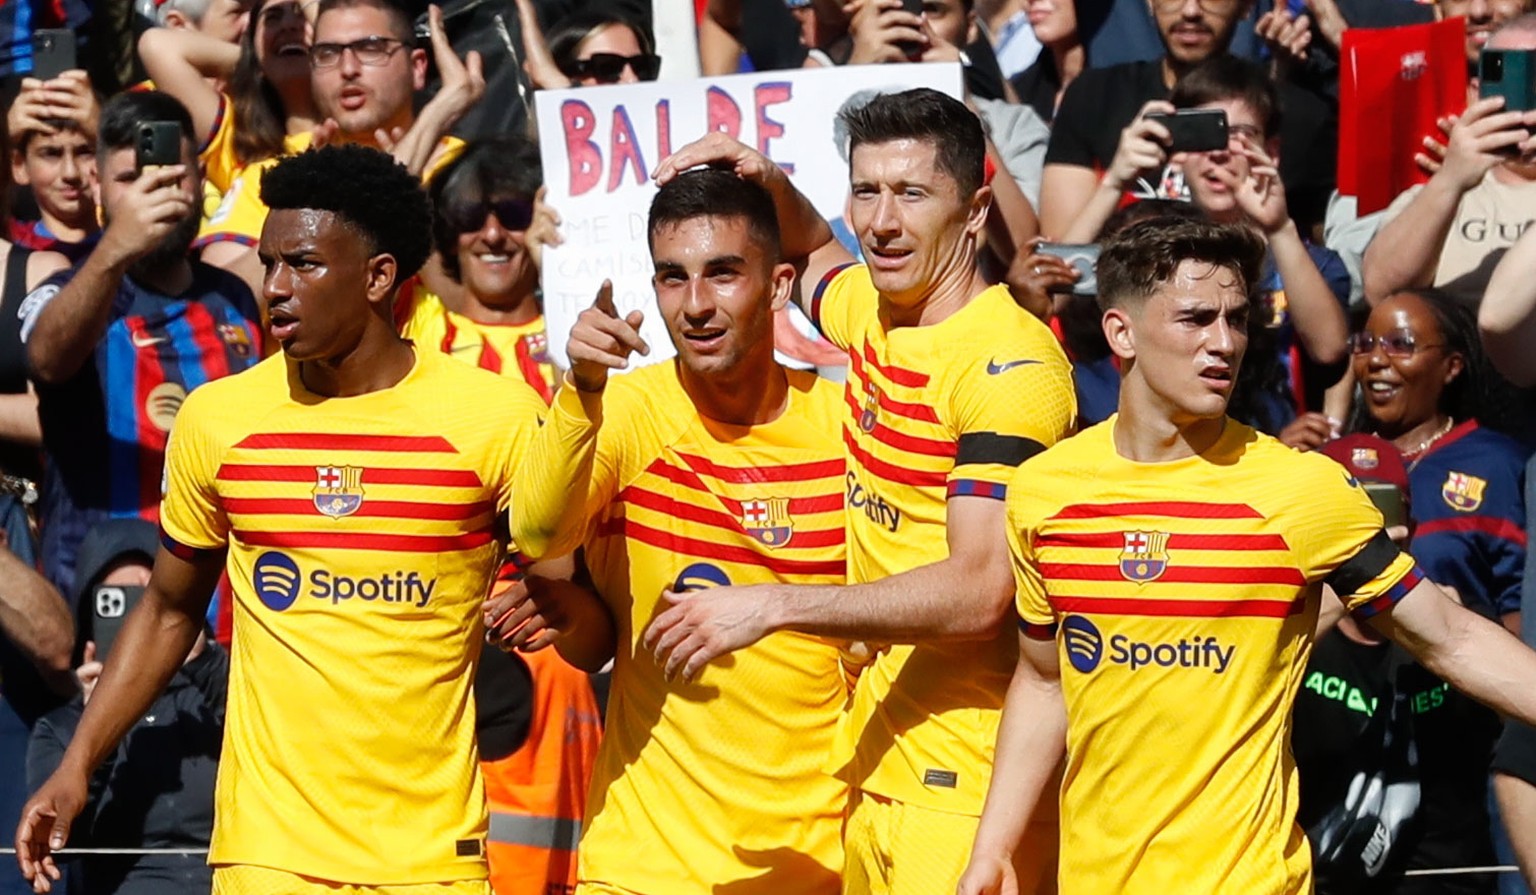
left=480, top=646, right=603, bottom=895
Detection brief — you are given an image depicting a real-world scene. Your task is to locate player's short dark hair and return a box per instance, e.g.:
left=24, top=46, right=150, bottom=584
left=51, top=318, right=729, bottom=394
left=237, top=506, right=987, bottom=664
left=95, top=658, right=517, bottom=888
left=429, top=136, right=544, bottom=283
left=1097, top=217, right=1265, bottom=313
left=1170, top=55, right=1282, bottom=141
left=1101, top=198, right=1206, bottom=240
left=261, top=145, right=432, bottom=279
left=97, top=90, right=195, bottom=160
left=839, top=88, right=985, bottom=197
left=647, top=168, right=782, bottom=262
left=315, top=0, right=415, bottom=42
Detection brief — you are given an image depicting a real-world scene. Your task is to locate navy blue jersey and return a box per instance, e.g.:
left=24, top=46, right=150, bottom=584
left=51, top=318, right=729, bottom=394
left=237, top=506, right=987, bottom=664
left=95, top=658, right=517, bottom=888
left=20, top=260, right=262, bottom=594
left=1408, top=421, right=1529, bottom=619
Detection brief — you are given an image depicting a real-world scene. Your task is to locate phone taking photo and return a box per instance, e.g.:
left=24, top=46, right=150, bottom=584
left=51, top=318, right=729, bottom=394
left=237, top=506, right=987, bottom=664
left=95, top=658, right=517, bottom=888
left=30, top=29, right=76, bottom=81
left=1036, top=242, right=1101, bottom=296
left=1480, top=48, right=1536, bottom=114
left=136, top=121, right=183, bottom=171
left=1363, top=482, right=1407, bottom=530
left=1145, top=109, right=1230, bottom=153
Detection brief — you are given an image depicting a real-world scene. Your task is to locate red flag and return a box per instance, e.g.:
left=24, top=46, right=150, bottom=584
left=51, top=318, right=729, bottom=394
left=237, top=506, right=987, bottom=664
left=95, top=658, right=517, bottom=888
left=1339, top=18, right=1468, bottom=215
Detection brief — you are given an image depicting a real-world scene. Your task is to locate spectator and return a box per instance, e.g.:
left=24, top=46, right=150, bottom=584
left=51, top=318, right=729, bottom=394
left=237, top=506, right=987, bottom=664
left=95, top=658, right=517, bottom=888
left=7, top=71, right=101, bottom=262
left=1362, top=16, right=1536, bottom=307
left=1481, top=209, right=1536, bottom=387
left=1295, top=435, right=1502, bottom=895
left=154, top=0, right=253, bottom=45
left=521, top=8, right=659, bottom=90
left=195, top=0, right=483, bottom=296
left=980, top=0, right=1042, bottom=78
left=402, top=135, right=559, bottom=399
left=1442, top=0, right=1531, bottom=74
left=21, top=90, right=262, bottom=595
left=1009, top=0, right=1083, bottom=124
left=26, top=519, right=226, bottom=895
left=1039, top=0, right=1334, bottom=239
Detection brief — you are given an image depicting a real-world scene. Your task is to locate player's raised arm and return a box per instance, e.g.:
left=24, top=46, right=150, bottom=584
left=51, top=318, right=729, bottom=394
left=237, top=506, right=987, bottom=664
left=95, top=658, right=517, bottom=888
left=958, top=631, right=1066, bottom=895
left=511, top=280, right=646, bottom=560
left=653, top=133, right=854, bottom=317
left=1370, top=577, right=1536, bottom=725
left=15, top=543, right=223, bottom=893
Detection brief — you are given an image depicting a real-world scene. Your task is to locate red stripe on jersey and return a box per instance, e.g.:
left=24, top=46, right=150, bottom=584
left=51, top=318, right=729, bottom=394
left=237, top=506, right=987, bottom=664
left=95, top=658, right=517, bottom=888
left=598, top=518, right=845, bottom=577
left=1053, top=595, right=1306, bottom=618
left=619, top=485, right=845, bottom=548
left=1039, top=563, right=1305, bottom=585
left=127, top=316, right=168, bottom=521
left=1036, top=531, right=1292, bottom=551
left=843, top=390, right=956, bottom=457
left=672, top=451, right=843, bottom=484
left=1051, top=502, right=1264, bottom=520
left=860, top=342, right=929, bottom=388
left=848, top=354, right=941, bottom=423
left=237, top=528, right=494, bottom=552
left=222, top=496, right=494, bottom=520
left=183, top=302, right=233, bottom=381
left=1414, top=515, right=1529, bottom=547
left=232, top=433, right=457, bottom=452
left=842, top=429, right=948, bottom=489
left=1353, top=567, right=1424, bottom=619
left=217, top=464, right=485, bottom=488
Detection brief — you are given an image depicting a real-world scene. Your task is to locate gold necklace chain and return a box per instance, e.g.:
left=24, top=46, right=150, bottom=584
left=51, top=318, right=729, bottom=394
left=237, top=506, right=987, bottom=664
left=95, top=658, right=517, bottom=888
left=1402, top=417, right=1455, bottom=461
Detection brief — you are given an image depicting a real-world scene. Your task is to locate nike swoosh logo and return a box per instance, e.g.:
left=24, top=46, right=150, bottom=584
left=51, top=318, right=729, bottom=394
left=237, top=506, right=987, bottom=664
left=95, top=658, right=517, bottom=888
left=986, top=358, right=1041, bottom=375
left=130, top=332, right=167, bottom=349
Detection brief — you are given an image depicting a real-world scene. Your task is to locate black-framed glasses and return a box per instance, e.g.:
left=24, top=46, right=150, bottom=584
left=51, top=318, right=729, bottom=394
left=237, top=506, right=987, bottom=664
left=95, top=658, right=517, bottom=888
left=444, top=198, right=535, bottom=234
left=309, top=36, right=406, bottom=69
left=571, top=52, right=661, bottom=84
left=1349, top=330, right=1445, bottom=358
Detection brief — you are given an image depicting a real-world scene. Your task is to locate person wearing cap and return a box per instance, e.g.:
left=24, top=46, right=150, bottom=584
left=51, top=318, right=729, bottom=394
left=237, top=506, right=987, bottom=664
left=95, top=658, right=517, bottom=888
left=1293, top=435, right=1504, bottom=894
left=26, top=518, right=227, bottom=895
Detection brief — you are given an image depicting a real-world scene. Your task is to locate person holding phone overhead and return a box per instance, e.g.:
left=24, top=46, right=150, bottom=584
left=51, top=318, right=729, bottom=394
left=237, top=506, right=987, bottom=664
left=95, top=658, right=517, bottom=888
left=18, top=90, right=261, bottom=595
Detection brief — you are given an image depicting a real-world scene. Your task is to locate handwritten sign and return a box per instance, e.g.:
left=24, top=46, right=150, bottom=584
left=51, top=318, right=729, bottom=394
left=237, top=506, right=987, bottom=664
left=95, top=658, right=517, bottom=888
left=535, top=63, right=965, bottom=368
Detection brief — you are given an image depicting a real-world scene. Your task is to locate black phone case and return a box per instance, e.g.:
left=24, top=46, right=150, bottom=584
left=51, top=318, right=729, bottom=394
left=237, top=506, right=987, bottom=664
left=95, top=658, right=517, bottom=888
left=136, top=122, right=183, bottom=168
left=1148, top=110, right=1230, bottom=153
left=30, top=29, right=75, bottom=81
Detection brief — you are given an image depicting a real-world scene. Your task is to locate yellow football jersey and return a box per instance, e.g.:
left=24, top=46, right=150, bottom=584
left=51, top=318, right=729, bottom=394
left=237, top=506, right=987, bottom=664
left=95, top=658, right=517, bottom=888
left=1007, top=418, right=1423, bottom=895
left=396, top=283, right=557, bottom=400
left=810, top=264, right=1076, bottom=815
left=160, top=348, right=547, bottom=885
left=513, top=363, right=849, bottom=895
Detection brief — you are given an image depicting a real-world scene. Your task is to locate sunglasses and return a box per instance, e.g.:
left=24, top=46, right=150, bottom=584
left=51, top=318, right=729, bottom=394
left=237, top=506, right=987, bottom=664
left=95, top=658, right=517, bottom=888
left=571, top=52, right=661, bottom=84
left=444, top=198, right=535, bottom=234
left=1348, top=330, right=1445, bottom=358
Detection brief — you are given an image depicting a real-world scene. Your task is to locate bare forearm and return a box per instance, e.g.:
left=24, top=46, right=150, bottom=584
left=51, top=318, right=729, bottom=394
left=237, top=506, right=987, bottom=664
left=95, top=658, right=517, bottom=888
left=761, top=166, right=834, bottom=262
left=774, top=555, right=1014, bottom=642
left=1407, top=605, right=1536, bottom=724
left=391, top=105, right=454, bottom=178
left=1362, top=179, right=1462, bottom=304
left=0, top=390, right=41, bottom=445
left=984, top=143, right=1039, bottom=256
left=1269, top=222, right=1347, bottom=364
left=546, top=581, right=617, bottom=673
left=970, top=671, right=1067, bottom=862
left=27, top=249, right=130, bottom=384
left=1057, top=179, right=1122, bottom=244
left=0, top=551, right=74, bottom=694
left=1481, top=229, right=1536, bottom=387
left=57, top=592, right=203, bottom=775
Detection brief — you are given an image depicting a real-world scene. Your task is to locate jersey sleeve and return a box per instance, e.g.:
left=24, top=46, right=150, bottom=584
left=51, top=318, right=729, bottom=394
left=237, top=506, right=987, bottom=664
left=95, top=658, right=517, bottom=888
left=945, top=325, right=1076, bottom=501
left=1006, top=464, right=1057, bottom=633
left=199, top=93, right=240, bottom=194
left=807, top=262, right=861, bottom=350
left=160, top=388, right=231, bottom=555
left=1293, top=455, right=1423, bottom=618
left=490, top=379, right=550, bottom=516
left=194, top=162, right=268, bottom=251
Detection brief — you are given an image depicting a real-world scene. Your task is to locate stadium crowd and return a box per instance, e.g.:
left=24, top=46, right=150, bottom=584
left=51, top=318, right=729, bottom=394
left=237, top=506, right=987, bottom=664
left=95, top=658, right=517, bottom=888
left=1, top=0, right=1536, bottom=893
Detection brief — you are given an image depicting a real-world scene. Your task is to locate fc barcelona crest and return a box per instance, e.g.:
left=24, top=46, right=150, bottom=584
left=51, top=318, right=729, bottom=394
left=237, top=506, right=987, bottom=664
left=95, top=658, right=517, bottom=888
left=522, top=331, right=550, bottom=363
left=742, top=497, right=793, bottom=548
left=313, top=465, right=365, bottom=518
left=1119, top=530, right=1170, bottom=583
left=1351, top=447, right=1379, bottom=470
left=1442, top=471, right=1487, bottom=512
left=859, top=381, right=880, bottom=433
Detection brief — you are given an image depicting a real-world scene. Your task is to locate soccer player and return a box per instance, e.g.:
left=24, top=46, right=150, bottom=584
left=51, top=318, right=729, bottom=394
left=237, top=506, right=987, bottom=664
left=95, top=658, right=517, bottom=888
left=642, top=88, right=1075, bottom=894
left=499, top=168, right=850, bottom=895
left=14, top=144, right=550, bottom=895
left=958, top=216, right=1536, bottom=895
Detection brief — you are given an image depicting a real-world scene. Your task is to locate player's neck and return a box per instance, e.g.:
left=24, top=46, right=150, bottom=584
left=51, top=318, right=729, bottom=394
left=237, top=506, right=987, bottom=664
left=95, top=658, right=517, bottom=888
left=1113, top=394, right=1227, bottom=463
left=678, top=355, right=790, bottom=427
left=300, top=327, right=417, bottom=398
left=881, top=253, right=989, bottom=329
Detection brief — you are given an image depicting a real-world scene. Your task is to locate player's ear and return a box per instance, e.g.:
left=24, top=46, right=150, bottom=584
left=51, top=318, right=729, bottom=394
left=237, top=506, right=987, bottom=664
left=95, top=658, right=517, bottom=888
left=365, top=252, right=399, bottom=307
left=1103, top=306, right=1136, bottom=361
left=768, top=261, right=794, bottom=312
left=965, top=184, right=991, bottom=237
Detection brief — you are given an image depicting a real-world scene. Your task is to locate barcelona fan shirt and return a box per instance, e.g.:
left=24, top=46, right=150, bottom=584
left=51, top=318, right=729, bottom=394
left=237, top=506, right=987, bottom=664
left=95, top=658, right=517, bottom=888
left=1008, top=418, right=1422, bottom=894
left=160, top=348, right=546, bottom=884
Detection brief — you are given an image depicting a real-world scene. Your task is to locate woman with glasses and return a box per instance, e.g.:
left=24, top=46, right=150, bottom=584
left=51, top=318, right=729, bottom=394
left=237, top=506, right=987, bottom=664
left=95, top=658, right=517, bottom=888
left=517, top=3, right=660, bottom=90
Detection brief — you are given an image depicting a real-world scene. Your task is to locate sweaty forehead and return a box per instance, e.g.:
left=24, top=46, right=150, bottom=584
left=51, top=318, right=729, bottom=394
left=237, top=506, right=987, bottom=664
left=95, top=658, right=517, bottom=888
left=261, top=207, right=344, bottom=250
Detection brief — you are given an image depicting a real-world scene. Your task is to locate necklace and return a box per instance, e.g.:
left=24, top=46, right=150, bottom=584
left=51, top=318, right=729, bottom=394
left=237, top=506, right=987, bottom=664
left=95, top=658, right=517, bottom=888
left=1401, top=417, right=1454, bottom=463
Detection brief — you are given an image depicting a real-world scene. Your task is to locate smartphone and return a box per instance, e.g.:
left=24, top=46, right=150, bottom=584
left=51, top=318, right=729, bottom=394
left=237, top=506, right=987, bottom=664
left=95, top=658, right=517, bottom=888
left=1037, top=242, right=1100, bottom=296
left=30, top=29, right=75, bottom=81
left=1146, top=109, right=1230, bottom=153
left=92, top=584, right=146, bottom=663
left=136, top=121, right=183, bottom=171
left=1363, top=482, right=1407, bottom=530
left=897, top=0, right=925, bottom=59
left=1480, top=48, right=1536, bottom=114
